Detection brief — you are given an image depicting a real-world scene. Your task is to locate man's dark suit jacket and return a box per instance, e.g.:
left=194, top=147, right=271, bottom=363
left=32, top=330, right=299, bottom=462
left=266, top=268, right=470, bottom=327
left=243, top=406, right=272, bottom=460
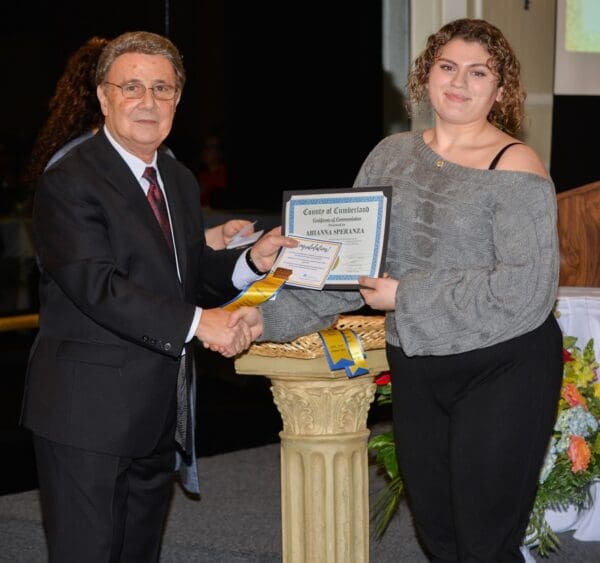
left=22, top=130, right=241, bottom=458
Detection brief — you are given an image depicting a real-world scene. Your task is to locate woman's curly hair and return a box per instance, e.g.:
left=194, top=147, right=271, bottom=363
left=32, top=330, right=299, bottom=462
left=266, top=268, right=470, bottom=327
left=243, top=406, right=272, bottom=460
left=407, top=19, right=525, bottom=135
left=24, top=37, right=109, bottom=186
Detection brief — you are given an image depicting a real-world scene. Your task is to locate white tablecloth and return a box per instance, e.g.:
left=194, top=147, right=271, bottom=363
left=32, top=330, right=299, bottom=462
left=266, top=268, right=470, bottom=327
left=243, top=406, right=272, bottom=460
left=556, top=286, right=600, bottom=361
left=524, top=287, right=600, bottom=561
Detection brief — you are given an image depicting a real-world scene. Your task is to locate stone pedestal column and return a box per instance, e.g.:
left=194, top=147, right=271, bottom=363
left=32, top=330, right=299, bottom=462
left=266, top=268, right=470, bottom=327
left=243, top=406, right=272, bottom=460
left=235, top=349, right=389, bottom=563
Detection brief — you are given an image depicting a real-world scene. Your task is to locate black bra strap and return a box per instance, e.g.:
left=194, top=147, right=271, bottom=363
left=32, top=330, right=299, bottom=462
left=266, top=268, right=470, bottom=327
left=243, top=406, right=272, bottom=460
left=488, top=142, right=523, bottom=170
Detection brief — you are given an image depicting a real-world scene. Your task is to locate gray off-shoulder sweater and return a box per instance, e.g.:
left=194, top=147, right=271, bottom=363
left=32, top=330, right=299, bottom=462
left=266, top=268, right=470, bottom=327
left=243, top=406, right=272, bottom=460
left=260, top=130, right=559, bottom=356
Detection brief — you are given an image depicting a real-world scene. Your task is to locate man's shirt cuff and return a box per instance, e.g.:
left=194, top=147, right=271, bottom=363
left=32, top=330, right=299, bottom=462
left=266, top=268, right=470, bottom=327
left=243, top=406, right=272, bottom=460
left=186, top=307, right=202, bottom=343
left=232, top=249, right=264, bottom=289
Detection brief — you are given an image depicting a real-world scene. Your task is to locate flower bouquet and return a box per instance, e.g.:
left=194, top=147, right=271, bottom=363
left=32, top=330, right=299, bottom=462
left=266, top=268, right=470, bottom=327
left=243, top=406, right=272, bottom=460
left=525, top=336, right=600, bottom=555
left=368, top=337, right=600, bottom=556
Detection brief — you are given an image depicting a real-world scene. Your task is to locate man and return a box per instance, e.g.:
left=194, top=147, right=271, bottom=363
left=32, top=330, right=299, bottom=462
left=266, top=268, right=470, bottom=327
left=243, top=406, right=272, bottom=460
left=22, top=31, right=292, bottom=562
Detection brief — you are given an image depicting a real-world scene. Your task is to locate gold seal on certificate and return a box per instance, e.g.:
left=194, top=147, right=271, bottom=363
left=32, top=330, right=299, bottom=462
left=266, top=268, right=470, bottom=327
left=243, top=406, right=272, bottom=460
left=282, top=186, right=392, bottom=289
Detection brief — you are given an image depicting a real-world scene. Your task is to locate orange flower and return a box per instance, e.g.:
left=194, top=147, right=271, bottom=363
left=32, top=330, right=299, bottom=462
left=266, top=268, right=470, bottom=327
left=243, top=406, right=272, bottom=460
left=568, top=436, right=591, bottom=473
left=562, top=383, right=587, bottom=409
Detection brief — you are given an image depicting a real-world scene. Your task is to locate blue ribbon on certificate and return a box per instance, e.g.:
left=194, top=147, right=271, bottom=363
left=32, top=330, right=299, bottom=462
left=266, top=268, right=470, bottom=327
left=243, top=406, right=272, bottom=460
left=318, top=328, right=369, bottom=378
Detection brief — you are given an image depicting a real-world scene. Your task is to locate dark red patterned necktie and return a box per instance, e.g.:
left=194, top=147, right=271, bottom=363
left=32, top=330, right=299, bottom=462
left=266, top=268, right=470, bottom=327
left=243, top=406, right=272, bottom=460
left=143, top=166, right=174, bottom=253
left=143, top=167, right=189, bottom=452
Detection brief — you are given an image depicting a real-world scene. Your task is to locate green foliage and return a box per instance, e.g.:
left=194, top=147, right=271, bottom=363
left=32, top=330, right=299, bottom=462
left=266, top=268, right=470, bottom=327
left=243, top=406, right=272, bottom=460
left=375, top=383, right=392, bottom=406
left=594, top=433, right=600, bottom=456
left=563, top=335, right=577, bottom=349
left=368, top=387, right=402, bottom=537
left=371, top=474, right=403, bottom=538
left=526, top=502, right=561, bottom=557
left=368, top=431, right=398, bottom=480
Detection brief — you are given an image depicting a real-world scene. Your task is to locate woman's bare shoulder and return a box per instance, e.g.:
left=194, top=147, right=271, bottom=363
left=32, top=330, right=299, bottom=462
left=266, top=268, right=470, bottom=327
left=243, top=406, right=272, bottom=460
left=494, top=142, right=549, bottom=179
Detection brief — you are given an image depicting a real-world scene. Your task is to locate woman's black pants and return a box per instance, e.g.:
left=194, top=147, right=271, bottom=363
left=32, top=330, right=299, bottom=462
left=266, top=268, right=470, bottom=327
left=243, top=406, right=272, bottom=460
left=387, top=314, right=563, bottom=562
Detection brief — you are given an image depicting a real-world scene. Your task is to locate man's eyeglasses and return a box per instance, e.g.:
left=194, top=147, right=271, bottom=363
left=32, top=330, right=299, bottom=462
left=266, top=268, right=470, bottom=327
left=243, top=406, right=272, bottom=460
left=103, top=81, right=178, bottom=101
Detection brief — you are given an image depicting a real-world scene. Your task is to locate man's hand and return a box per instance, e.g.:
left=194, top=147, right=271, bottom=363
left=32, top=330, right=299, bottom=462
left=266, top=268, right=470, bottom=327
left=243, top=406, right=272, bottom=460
left=229, top=306, right=264, bottom=342
left=249, top=226, right=298, bottom=273
left=358, top=274, right=399, bottom=311
left=195, top=308, right=252, bottom=357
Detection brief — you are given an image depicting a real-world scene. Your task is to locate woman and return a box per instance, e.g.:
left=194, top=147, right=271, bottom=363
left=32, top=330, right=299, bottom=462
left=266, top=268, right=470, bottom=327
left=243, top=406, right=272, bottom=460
left=26, top=36, right=251, bottom=249
left=238, top=18, right=562, bottom=562
left=25, top=37, right=109, bottom=184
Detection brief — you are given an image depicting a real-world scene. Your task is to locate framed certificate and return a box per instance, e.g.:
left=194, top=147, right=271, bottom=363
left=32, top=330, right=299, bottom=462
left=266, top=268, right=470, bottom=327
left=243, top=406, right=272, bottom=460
left=282, top=186, right=392, bottom=289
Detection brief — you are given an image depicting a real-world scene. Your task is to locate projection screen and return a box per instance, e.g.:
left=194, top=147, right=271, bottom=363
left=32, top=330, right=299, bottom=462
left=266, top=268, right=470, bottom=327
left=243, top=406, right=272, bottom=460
left=555, top=0, right=600, bottom=95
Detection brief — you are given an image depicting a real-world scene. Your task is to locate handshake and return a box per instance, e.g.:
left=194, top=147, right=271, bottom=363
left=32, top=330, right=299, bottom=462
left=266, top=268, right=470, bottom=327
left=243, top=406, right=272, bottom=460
left=194, top=306, right=264, bottom=358
left=195, top=225, right=298, bottom=357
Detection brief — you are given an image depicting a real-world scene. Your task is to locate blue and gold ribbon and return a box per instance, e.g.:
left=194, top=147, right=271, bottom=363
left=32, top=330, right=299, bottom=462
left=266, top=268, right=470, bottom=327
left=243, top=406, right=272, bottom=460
left=222, top=267, right=292, bottom=311
left=318, top=329, right=355, bottom=370
left=318, top=327, right=369, bottom=378
left=341, top=329, right=369, bottom=377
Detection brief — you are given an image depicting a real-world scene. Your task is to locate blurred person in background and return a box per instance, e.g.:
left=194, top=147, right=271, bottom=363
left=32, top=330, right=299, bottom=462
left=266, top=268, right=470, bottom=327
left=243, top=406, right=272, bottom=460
left=197, top=133, right=227, bottom=208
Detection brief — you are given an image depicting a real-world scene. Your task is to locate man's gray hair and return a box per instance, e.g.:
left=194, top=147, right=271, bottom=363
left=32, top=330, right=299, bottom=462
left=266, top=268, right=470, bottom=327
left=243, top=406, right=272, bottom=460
left=96, top=31, right=186, bottom=90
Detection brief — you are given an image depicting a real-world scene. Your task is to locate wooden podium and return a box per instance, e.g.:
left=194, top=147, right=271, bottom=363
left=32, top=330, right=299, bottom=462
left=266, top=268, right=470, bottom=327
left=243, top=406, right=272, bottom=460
left=558, top=180, right=600, bottom=287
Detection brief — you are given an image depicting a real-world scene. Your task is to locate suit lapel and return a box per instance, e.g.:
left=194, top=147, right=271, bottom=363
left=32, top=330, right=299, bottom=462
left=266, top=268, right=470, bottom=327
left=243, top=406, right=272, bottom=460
left=87, top=132, right=180, bottom=275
